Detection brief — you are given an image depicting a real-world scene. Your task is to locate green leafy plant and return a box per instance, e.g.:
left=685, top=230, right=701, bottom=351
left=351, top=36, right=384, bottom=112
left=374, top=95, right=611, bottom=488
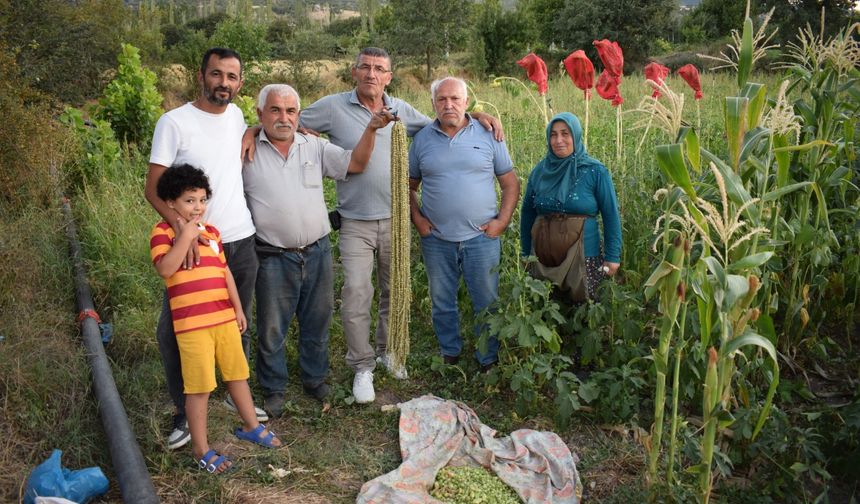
left=60, top=107, right=122, bottom=190
left=479, top=258, right=582, bottom=425
left=96, top=43, right=163, bottom=148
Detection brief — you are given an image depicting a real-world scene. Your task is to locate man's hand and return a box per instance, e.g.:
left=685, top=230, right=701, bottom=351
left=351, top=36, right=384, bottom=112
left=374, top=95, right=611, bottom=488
left=241, top=125, right=262, bottom=162
left=602, top=262, right=621, bottom=277
left=368, top=108, right=399, bottom=130
left=472, top=111, right=505, bottom=142
left=479, top=218, right=507, bottom=238
left=413, top=214, right=434, bottom=237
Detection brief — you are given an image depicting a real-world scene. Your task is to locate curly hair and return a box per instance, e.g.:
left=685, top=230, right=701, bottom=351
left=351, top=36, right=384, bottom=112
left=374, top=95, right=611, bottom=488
left=156, top=164, right=212, bottom=201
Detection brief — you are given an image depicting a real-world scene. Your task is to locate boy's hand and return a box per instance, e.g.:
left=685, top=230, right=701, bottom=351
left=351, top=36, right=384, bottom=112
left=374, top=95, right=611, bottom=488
left=173, top=218, right=203, bottom=269
left=235, top=311, right=247, bottom=334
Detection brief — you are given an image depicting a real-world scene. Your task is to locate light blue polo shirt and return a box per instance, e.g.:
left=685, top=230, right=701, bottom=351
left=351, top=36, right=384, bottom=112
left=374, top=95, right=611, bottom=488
left=409, top=116, right=513, bottom=242
left=300, top=90, right=431, bottom=220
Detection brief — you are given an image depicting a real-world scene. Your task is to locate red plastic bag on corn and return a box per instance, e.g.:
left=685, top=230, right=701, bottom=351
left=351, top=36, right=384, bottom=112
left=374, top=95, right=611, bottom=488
left=563, top=50, right=595, bottom=99
left=593, top=39, right=624, bottom=77
left=595, top=71, right=623, bottom=106
left=678, top=64, right=703, bottom=100
left=516, top=52, right=549, bottom=96
left=593, top=39, right=624, bottom=106
left=644, top=62, right=670, bottom=98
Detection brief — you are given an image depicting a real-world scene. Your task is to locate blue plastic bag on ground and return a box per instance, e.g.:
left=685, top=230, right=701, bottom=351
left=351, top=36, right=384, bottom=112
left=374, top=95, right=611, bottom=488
left=24, top=449, right=109, bottom=504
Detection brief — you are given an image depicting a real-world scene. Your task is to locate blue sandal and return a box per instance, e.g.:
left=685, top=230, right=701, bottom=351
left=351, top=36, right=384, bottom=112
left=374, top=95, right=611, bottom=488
left=197, top=449, right=232, bottom=474
left=234, top=424, right=280, bottom=448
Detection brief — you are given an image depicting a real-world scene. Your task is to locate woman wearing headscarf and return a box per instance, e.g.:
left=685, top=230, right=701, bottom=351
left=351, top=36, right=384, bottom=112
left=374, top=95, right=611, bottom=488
left=520, top=112, right=621, bottom=301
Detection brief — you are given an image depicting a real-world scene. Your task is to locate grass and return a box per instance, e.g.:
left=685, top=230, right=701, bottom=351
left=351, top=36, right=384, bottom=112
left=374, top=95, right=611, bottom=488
left=2, top=66, right=854, bottom=503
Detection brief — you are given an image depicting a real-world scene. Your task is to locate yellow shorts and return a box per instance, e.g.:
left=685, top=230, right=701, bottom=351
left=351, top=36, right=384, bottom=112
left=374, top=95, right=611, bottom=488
left=177, top=321, right=249, bottom=394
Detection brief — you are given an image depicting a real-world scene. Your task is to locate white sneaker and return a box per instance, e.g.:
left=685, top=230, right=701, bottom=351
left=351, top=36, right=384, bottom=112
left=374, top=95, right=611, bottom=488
left=167, top=414, right=190, bottom=450
left=353, top=370, right=375, bottom=404
left=223, top=395, right=269, bottom=422
left=377, top=354, right=409, bottom=380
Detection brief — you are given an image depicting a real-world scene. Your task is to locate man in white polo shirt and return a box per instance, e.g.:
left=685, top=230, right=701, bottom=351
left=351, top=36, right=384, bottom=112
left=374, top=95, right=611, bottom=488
left=243, top=84, right=395, bottom=417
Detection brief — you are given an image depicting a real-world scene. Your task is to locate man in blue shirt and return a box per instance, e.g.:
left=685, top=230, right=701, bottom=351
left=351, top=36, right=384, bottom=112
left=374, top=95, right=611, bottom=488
left=408, top=77, right=520, bottom=370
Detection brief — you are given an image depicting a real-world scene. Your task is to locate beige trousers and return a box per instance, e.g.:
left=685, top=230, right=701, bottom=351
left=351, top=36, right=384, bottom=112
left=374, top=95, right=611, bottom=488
left=339, top=217, right=391, bottom=372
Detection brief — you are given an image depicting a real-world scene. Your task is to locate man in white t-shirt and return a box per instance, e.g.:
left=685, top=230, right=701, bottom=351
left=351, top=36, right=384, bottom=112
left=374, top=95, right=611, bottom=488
left=145, top=47, right=266, bottom=451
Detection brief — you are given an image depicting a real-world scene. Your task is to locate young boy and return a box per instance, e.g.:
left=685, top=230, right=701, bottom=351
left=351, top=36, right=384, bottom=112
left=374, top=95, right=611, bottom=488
left=150, top=164, right=281, bottom=473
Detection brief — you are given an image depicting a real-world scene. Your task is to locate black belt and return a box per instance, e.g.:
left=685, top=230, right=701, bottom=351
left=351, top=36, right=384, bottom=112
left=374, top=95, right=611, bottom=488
left=255, top=237, right=320, bottom=255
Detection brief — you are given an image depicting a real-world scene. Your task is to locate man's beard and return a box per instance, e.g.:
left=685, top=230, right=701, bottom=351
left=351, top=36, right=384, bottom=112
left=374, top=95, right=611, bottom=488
left=204, top=85, right=233, bottom=106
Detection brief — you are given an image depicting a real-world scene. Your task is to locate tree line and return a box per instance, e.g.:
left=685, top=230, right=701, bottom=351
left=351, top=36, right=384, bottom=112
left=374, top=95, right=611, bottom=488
left=2, top=0, right=856, bottom=105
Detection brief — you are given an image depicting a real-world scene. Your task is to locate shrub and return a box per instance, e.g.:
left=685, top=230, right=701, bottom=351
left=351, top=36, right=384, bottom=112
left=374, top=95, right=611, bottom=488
left=0, top=41, right=68, bottom=214
left=96, top=43, right=163, bottom=148
left=59, top=108, right=122, bottom=191
left=210, top=17, right=271, bottom=66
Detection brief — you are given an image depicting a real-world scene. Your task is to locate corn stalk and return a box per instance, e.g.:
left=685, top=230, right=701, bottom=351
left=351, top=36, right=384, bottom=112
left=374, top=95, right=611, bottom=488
left=644, top=188, right=690, bottom=487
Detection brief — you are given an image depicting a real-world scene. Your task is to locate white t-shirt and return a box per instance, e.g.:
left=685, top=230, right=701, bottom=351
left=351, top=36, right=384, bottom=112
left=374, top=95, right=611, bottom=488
left=150, top=103, right=255, bottom=243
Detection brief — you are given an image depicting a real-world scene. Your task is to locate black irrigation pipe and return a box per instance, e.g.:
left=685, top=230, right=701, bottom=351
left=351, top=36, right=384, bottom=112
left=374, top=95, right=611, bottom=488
left=62, top=196, right=160, bottom=504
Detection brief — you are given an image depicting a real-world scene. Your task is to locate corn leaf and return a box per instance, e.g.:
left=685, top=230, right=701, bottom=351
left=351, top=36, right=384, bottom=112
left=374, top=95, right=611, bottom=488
left=761, top=181, right=813, bottom=202
left=679, top=126, right=702, bottom=173
left=644, top=260, right=679, bottom=300
left=724, top=330, right=780, bottom=439
left=773, top=133, right=791, bottom=188
left=725, top=97, right=749, bottom=171
left=702, top=149, right=752, bottom=204
left=737, top=17, right=754, bottom=89
left=756, top=312, right=777, bottom=346
left=753, top=366, right=778, bottom=440
left=728, top=252, right=774, bottom=272
left=702, top=256, right=726, bottom=287
left=740, top=82, right=767, bottom=129
left=725, top=274, right=750, bottom=311
left=739, top=126, right=770, bottom=165
left=656, top=143, right=696, bottom=199
left=844, top=118, right=856, bottom=162
left=773, top=139, right=834, bottom=153
left=725, top=330, right=777, bottom=371
left=811, top=182, right=833, bottom=232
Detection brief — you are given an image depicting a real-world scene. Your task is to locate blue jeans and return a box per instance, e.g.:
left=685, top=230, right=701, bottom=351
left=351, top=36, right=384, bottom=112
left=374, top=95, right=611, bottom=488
left=420, top=233, right=501, bottom=365
left=156, top=234, right=258, bottom=414
left=255, top=237, right=332, bottom=396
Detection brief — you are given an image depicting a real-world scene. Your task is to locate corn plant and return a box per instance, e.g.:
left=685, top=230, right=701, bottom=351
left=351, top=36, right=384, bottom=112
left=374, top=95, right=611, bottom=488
left=767, top=21, right=860, bottom=348
left=638, top=7, right=792, bottom=501
left=644, top=187, right=691, bottom=488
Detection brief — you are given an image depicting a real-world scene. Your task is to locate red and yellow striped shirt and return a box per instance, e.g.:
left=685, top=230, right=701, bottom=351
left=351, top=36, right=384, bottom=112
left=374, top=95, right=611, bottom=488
left=149, top=221, right=236, bottom=334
